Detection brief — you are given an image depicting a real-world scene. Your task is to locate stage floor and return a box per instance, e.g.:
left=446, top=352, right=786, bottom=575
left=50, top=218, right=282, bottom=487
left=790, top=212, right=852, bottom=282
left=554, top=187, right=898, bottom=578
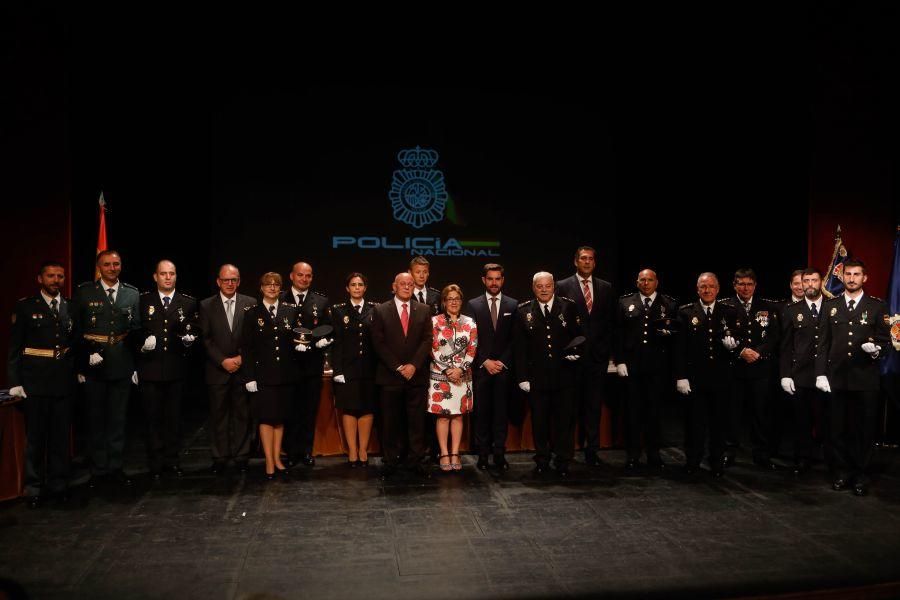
left=2, top=419, right=900, bottom=599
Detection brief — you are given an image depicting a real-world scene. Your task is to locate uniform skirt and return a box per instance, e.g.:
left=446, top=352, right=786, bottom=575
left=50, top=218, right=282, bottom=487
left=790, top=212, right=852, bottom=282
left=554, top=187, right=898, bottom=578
left=251, top=383, right=295, bottom=425
left=333, top=378, right=376, bottom=413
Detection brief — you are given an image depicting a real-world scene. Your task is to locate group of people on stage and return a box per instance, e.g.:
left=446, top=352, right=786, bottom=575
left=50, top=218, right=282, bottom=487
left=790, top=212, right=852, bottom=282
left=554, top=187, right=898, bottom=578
left=7, top=246, right=893, bottom=507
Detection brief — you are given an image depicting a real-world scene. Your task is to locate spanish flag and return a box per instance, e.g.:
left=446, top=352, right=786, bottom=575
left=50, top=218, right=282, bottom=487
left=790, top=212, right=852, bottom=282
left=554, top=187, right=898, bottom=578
left=94, top=192, right=107, bottom=280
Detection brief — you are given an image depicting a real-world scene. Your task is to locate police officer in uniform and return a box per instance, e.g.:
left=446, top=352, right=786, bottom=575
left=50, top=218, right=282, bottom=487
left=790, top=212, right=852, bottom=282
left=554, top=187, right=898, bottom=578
left=614, top=269, right=678, bottom=471
left=725, top=268, right=781, bottom=471
left=780, top=267, right=826, bottom=476
left=8, top=261, right=76, bottom=506
left=815, top=259, right=891, bottom=496
left=674, top=272, right=739, bottom=478
left=409, top=256, right=441, bottom=315
left=73, top=249, right=141, bottom=486
left=514, top=272, right=584, bottom=476
left=135, top=260, right=199, bottom=479
left=281, top=261, right=332, bottom=467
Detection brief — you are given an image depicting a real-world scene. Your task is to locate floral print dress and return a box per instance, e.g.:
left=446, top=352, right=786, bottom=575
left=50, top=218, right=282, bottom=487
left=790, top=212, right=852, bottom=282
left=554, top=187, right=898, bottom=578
left=428, top=314, right=478, bottom=415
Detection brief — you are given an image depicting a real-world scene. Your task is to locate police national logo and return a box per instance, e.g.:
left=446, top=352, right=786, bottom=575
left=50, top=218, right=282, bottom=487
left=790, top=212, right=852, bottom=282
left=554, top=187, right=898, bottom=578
left=389, top=146, right=448, bottom=229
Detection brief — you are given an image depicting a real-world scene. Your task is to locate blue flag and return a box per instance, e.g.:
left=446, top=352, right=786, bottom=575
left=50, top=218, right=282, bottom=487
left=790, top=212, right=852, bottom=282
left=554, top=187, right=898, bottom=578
left=824, top=226, right=849, bottom=298
left=882, top=226, right=900, bottom=375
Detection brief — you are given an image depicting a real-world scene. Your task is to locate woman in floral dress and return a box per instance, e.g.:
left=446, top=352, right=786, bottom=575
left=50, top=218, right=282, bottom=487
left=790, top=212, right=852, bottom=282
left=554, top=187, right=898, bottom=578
left=428, top=285, right=478, bottom=472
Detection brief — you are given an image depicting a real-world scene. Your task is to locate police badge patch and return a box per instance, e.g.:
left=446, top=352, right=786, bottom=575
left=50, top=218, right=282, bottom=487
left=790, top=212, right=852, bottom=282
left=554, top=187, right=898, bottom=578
left=889, top=315, right=900, bottom=351
left=389, top=146, right=448, bottom=229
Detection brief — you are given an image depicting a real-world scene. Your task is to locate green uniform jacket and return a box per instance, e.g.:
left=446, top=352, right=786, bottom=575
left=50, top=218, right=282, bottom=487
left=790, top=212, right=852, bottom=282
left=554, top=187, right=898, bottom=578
left=73, top=280, right=142, bottom=380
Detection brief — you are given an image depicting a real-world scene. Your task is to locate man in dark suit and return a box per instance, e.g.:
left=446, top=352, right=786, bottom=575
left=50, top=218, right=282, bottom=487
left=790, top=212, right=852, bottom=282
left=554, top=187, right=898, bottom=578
left=780, top=267, right=827, bottom=476
left=815, top=259, right=891, bottom=496
left=135, top=260, right=199, bottom=479
left=370, top=272, right=434, bottom=479
left=8, top=261, right=76, bottom=507
left=280, top=261, right=331, bottom=467
left=674, top=272, right=739, bottom=478
left=199, top=264, right=256, bottom=473
left=614, top=268, right=678, bottom=471
left=73, top=249, right=141, bottom=487
left=726, top=268, right=781, bottom=471
left=463, top=263, right=517, bottom=470
left=515, top=271, right=585, bottom=476
left=555, top=246, right=614, bottom=466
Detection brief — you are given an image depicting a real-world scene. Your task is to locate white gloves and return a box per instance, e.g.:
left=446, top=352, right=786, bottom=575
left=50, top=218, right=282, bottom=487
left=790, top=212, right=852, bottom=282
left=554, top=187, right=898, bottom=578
left=141, top=335, right=157, bottom=352
left=518, top=381, right=531, bottom=393
left=333, top=374, right=346, bottom=384
left=676, top=379, right=692, bottom=395
left=131, top=371, right=139, bottom=385
left=77, top=374, right=86, bottom=384
left=721, top=336, right=738, bottom=351
left=616, top=364, right=629, bottom=378
left=181, top=334, right=196, bottom=346
left=295, top=343, right=308, bottom=352
left=9, top=386, right=26, bottom=398
left=781, top=377, right=795, bottom=395
left=861, top=342, right=880, bottom=357
left=315, top=338, right=333, bottom=349
left=245, top=381, right=258, bottom=393
left=89, top=353, right=103, bottom=366
left=815, top=375, right=831, bottom=393
left=564, top=354, right=580, bottom=361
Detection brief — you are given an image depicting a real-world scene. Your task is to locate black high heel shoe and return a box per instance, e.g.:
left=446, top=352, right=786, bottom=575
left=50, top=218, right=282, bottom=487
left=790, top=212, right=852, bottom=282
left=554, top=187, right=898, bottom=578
left=265, top=471, right=276, bottom=481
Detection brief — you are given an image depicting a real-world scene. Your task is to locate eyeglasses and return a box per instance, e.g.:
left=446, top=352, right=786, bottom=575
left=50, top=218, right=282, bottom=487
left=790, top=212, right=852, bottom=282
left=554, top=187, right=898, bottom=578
left=219, top=278, right=240, bottom=284
left=262, top=283, right=280, bottom=288
left=445, top=297, right=462, bottom=303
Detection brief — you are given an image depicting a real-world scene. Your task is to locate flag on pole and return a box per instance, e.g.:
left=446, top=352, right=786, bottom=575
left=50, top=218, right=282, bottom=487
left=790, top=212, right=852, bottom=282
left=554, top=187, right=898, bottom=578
left=94, top=192, right=108, bottom=281
left=823, top=225, right=849, bottom=299
left=883, top=225, right=900, bottom=375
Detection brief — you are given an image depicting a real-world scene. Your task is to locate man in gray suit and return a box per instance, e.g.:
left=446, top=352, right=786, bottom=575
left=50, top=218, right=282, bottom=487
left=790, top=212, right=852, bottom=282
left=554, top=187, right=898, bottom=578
left=199, top=264, right=256, bottom=473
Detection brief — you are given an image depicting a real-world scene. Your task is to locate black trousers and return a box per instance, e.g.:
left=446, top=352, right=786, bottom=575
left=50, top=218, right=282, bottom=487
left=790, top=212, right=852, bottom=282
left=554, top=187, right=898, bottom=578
left=575, top=364, right=605, bottom=455
left=728, top=376, right=775, bottom=461
left=624, top=371, right=666, bottom=461
left=473, top=370, right=510, bottom=458
left=84, top=378, right=131, bottom=474
left=789, top=386, right=830, bottom=463
left=24, top=393, right=71, bottom=496
left=530, top=385, right=576, bottom=467
left=684, top=385, right=729, bottom=468
left=379, top=384, right=427, bottom=468
left=207, top=379, right=252, bottom=463
left=140, top=380, right=183, bottom=471
left=829, top=389, right=880, bottom=484
left=287, top=375, right=323, bottom=458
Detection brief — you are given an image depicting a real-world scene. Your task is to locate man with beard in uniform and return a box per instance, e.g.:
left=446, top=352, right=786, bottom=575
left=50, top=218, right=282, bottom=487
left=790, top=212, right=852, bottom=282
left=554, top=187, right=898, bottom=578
left=724, top=268, right=781, bottom=471
left=674, top=272, right=739, bottom=479
left=614, top=269, right=678, bottom=471
left=780, top=267, right=827, bottom=476
left=8, top=262, right=77, bottom=507
left=815, top=259, right=891, bottom=496
left=135, top=260, right=199, bottom=480
left=514, top=272, right=585, bottom=477
left=282, top=261, right=332, bottom=467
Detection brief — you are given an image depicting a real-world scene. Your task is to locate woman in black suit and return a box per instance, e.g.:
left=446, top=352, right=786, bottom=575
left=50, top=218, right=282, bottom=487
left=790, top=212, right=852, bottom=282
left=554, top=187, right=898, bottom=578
left=330, top=273, right=377, bottom=467
left=241, top=272, right=301, bottom=479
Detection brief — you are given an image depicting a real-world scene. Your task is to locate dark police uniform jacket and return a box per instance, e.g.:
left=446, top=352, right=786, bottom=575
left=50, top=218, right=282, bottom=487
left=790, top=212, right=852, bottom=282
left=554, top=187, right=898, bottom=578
left=329, top=301, right=377, bottom=381
left=8, top=294, right=76, bottom=396
left=513, top=296, right=584, bottom=390
left=614, top=292, right=678, bottom=376
left=815, top=294, right=890, bottom=392
left=73, top=280, right=141, bottom=379
left=727, top=296, right=780, bottom=380
left=240, top=302, right=302, bottom=386
left=280, top=289, right=331, bottom=377
left=136, top=291, right=199, bottom=382
left=780, top=299, right=824, bottom=388
left=674, top=300, right=738, bottom=389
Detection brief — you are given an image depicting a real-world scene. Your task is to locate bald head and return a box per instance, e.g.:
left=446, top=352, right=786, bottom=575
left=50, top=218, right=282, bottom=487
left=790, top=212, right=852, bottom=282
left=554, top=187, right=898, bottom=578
left=393, top=272, right=415, bottom=301
left=154, top=260, right=177, bottom=293
left=637, top=269, right=658, bottom=296
left=290, top=262, right=313, bottom=292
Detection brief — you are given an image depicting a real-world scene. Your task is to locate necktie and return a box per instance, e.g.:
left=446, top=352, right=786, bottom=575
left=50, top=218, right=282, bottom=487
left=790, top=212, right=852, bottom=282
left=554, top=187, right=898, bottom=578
left=298, top=293, right=305, bottom=305
left=401, top=303, right=409, bottom=335
left=582, top=279, right=593, bottom=313
left=107, top=287, right=115, bottom=304
left=226, top=299, right=234, bottom=331
left=490, top=296, right=498, bottom=330
left=706, top=306, right=712, bottom=319
left=543, top=304, right=550, bottom=319
left=163, top=296, right=171, bottom=310
left=848, top=299, right=855, bottom=312
left=50, top=298, right=59, bottom=317
left=644, top=297, right=651, bottom=312
left=356, top=304, right=362, bottom=314
left=743, top=301, right=751, bottom=315
left=810, top=303, right=819, bottom=319
left=269, top=304, right=276, bottom=319
left=418, top=291, right=425, bottom=304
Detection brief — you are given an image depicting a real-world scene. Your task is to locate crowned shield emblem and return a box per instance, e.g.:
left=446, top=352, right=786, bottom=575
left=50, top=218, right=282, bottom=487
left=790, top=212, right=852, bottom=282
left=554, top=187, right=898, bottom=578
left=389, top=146, right=448, bottom=229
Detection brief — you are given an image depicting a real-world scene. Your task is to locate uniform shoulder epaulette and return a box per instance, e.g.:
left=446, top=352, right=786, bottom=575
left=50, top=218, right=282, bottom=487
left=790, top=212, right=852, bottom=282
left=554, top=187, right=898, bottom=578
left=243, top=305, right=256, bottom=312
left=761, top=297, right=779, bottom=304
left=18, top=296, right=30, bottom=303
left=311, top=290, right=327, bottom=298
left=180, top=292, right=195, bottom=300
left=823, top=295, right=841, bottom=304
left=428, top=286, right=440, bottom=294
left=679, top=302, right=694, bottom=310
left=868, top=295, right=884, bottom=303
left=557, top=295, right=574, bottom=303
left=366, top=301, right=377, bottom=307
left=121, top=282, right=138, bottom=291
left=661, top=294, right=677, bottom=304
left=78, top=281, right=94, bottom=288
left=619, top=292, right=636, bottom=299
left=518, top=300, right=533, bottom=308
left=719, top=298, right=737, bottom=308
left=333, top=302, right=347, bottom=308
left=140, top=291, right=151, bottom=296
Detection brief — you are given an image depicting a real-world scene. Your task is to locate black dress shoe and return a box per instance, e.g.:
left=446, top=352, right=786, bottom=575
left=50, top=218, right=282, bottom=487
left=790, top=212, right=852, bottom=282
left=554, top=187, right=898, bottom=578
left=853, top=482, right=868, bottom=497
left=360, top=459, right=369, bottom=468
left=832, top=478, right=847, bottom=491
left=754, top=458, right=779, bottom=472
left=86, top=476, right=98, bottom=489
left=410, top=464, right=431, bottom=479
left=624, top=458, right=639, bottom=472
left=476, top=456, right=489, bottom=470
left=301, top=454, right=316, bottom=467
left=26, top=495, right=42, bottom=509
left=380, top=465, right=396, bottom=480
left=235, top=461, right=249, bottom=473
left=584, top=452, right=601, bottom=466
left=112, top=471, right=133, bottom=486
left=647, top=459, right=666, bottom=471
left=167, top=465, right=184, bottom=478
left=348, top=459, right=358, bottom=468
left=792, top=460, right=810, bottom=477
left=556, top=464, right=570, bottom=478
left=265, top=471, right=276, bottom=481
left=276, top=467, right=290, bottom=480
left=494, top=456, right=509, bottom=471
left=534, top=463, right=550, bottom=475
left=722, top=455, right=734, bottom=469
left=211, top=462, right=226, bottom=475
left=150, top=471, right=162, bottom=482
